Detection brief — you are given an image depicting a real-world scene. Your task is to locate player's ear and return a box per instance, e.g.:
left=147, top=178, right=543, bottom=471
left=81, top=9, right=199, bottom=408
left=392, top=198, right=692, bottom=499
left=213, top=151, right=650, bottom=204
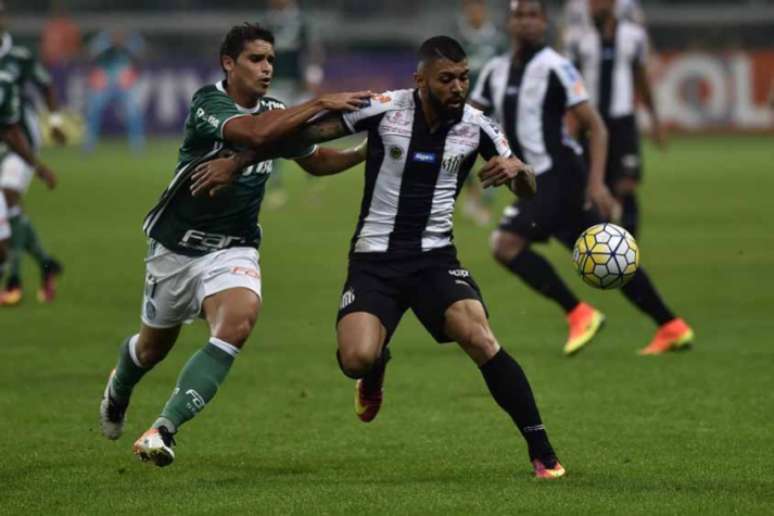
left=222, top=55, right=235, bottom=74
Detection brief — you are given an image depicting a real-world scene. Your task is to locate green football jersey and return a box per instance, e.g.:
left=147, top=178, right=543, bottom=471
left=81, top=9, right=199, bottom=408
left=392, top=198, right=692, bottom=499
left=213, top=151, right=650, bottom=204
left=0, top=34, right=51, bottom=143
left=0, top=70, right=21, bottom=127
left=143, top=80, right=315, bottom=257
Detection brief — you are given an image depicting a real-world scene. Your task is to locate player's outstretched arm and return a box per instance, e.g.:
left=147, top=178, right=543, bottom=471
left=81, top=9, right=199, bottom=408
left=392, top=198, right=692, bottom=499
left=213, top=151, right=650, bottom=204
left=191, top=112, right=365, bottom=196
left=569, top=101, right=618, bottom=220
left=295, top=139, right=367, bottom=177
left=634, top=63, right=666, bottom=150
left=0, top=124, right=57, bottom=189
left=222, top=91, right=371, bottom=149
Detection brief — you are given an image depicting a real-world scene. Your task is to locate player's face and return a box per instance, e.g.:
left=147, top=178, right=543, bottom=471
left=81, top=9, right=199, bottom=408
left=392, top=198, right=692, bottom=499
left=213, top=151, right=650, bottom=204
left=589, top=0, right=615, bottom=21
left=224, top=39, right=275, bottom=98
left=508, top=1, right=547, bottom=46
left=463, top=1, right=486, bottom=27
left=419, top=58, right=470, bottom=119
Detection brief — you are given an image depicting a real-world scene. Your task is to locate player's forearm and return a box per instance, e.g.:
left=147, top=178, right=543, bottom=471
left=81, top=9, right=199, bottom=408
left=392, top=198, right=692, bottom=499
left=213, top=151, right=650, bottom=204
left=246, top=98, right=329, bottom=148
left=0, top=125, right=41, bottom=169
left=584, top=112, right=608, bottom=187
left=299, top=143, right=366, bottom=176
left=295, top=112, right=351, bottom=146
left=635, top=66, right=659, bottom=125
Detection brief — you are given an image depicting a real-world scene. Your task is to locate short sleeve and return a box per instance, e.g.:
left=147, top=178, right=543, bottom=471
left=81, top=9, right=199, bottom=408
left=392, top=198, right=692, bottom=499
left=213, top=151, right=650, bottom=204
left=0, top=82, right=20, bottom=126
left=554, top=59, right=589, bottom=108
left=341, top=92, right=395, bottom=133
left=478, top=115, right=513, bottom=161
left=470, top=59, right=496, bottom=109
left=190, top=90, right=245, bottom=141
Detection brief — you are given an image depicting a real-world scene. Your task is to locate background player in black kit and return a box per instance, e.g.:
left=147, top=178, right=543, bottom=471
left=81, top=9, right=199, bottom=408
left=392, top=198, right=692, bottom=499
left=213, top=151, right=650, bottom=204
left=472, top=0, right=693, bottom=356
left=564, top=0, right=665, bottom=238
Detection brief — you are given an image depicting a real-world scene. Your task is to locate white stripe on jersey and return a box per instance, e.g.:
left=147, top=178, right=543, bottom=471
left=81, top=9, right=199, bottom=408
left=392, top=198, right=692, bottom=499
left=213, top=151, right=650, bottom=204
left=565, top=21, right=648, bottom=118
left=352, top=106, right=414, bottom=253
left=343, top=89, right=510, bottom=254
left=471, top=48, right=588, bottom=174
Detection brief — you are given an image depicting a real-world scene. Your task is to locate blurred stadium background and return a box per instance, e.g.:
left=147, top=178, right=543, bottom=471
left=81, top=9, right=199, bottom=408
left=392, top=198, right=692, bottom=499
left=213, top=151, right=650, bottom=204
left=1, top=1, right=773, bottom=514
left=7, top=0, right=774, bottom=138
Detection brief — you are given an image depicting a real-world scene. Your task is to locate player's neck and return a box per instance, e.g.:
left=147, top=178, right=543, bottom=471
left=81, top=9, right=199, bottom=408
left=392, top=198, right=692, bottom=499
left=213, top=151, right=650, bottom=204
left=596, top=15, right=617, bottom=39
left=224, top=80, right=261, bottom=110
left=513, top=41, right=544, bottom=64
left=418, top=91, right=443, bottom=132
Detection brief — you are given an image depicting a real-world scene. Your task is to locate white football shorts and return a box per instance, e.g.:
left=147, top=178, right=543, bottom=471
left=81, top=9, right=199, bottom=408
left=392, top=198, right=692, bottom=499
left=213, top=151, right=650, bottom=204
left=0, top=154, right=35, bottom=194
left=0, top=192, right=9, bottom=240
left=140, top=240, right=262, bottom=329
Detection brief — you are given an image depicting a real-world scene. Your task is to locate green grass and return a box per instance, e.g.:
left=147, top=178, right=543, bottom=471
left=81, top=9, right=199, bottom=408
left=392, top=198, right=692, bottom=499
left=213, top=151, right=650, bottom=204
left=1, top=135, right=773, bottom=514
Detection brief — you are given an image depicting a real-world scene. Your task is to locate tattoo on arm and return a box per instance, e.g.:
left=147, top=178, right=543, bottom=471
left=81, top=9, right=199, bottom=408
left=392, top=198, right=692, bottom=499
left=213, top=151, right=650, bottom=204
left=297, top=113, right=350, bottom=145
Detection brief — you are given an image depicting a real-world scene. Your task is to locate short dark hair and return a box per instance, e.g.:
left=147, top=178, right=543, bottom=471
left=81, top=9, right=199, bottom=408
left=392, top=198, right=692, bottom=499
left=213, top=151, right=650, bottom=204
left=418, top=36, right=467, bottom=65
left=219, top=23, right=275, bottom=73
left=510, top=0, right=547, bottom=15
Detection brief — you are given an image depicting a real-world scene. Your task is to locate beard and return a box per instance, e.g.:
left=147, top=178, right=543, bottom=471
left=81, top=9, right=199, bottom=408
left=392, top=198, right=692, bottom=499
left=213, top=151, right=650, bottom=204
left=427, top=87, right=466, bottom=122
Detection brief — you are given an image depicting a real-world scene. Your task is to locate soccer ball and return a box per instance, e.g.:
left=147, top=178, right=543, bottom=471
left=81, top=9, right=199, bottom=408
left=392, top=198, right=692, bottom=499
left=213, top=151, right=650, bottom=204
left=572, top=223, right=640, bottom=289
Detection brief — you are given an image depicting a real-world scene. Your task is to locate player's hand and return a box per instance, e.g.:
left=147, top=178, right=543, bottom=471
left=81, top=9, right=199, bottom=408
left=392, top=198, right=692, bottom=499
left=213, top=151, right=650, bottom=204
left=652, top=122, right=668, bottom=151
left=190, top=151, right=240, bottom=198
left=478, top=156, right=535, bottom=194
left=318, top=91, right=373, bottom=112
left=586, top=182, right=620, bottom=222
left=35, top=164, right=57, bottom=190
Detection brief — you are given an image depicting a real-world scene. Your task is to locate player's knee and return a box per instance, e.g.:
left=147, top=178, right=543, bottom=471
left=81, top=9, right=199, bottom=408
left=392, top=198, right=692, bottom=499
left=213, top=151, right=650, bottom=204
left=216, top=315, right=256, bottom=348
left=458, top=322, right=499, bottom=364
left=337, top=345, right=377, bottom=378
left=135, top=339, right=172, bottom=367
left=490, top=230, right=526, bottom=266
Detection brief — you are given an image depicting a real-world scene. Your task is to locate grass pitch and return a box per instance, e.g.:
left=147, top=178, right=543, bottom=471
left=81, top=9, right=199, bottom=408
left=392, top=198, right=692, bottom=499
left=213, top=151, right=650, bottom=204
left=1, top=135, right=772, bottom=514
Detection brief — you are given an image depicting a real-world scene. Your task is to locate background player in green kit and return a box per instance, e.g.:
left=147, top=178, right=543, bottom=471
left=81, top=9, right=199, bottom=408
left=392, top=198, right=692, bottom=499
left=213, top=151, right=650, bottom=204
left=0, top=1, right=66, bottom=306
left=0, top=69, right=58, bottom=289
left=98, top=23, right=372, bottom=467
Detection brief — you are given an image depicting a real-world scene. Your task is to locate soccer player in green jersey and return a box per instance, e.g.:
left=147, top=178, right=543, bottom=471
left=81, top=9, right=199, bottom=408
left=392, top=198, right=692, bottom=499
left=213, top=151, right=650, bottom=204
left=0, top=1, right=66, bottom=306
left=98, top=23, right=372, bottom=467
left=0, top=71, right=57, bottom=285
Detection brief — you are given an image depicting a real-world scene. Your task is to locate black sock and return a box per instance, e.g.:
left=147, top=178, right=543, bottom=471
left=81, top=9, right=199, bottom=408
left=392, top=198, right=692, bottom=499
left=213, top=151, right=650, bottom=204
left=621, top=193, right=639, bottom=237
left=621, top=268, right=675, bottom=326
left=480, top=348, right=554, bottom=461
left=362, top=346, right=391, bottom=390
left=507, top=250, right=579, bottom=313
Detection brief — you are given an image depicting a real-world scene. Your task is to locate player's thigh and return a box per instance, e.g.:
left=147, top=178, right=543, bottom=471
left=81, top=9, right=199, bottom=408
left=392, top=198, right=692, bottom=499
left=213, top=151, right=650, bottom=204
left=443, top=299, right=499, bottom=366
left=336, top=312, right=388, bottom=369
left=201, top=287, right=261, bottom=347
left=135, top=323, right=182, bottom=366
left=409, top=258, right=488, bottom=345
left=336, top=261, right=406, bottom=361
left=0, top=155, right=34, bottom=198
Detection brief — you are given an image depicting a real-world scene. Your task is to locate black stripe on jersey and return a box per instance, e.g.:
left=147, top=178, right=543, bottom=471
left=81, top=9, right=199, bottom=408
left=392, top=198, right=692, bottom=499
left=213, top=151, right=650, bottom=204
left=598, top=33, right=616, bottom=120
left=387, top=95, right=452, bottom=252
left=542, top=71, right=568, bottom=160
left=350, top=114, right=387, bottom=252
left=502, top=61, right=524, bottom=161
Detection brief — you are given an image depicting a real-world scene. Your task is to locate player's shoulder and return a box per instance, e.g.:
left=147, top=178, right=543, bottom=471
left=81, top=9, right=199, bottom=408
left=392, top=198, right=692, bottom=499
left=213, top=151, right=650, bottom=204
left=481, top=53, right=511, bottom=74
left=370, top=89, right=414, bottom=111
left=619, top=20, right=647, bottom=41
left=462, top=104, right=501, bottom=134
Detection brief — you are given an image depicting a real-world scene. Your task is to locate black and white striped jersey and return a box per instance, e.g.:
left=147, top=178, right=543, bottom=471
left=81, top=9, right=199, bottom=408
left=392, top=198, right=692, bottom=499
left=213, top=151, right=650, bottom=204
left=564, top=21, right=648, bottom=120
left=341, top=88, right=512, bottom=257
left=470, top=46, right=589, bottom=175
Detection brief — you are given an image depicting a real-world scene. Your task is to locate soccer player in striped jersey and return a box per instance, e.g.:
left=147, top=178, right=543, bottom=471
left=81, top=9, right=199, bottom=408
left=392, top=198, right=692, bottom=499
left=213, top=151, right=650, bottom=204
left=196, top=35, right=566, bottom=479
left=472, top=0, right=693, bottom=356
left=564, top=0, right=662, bottom=238
left=97, top=23, right=373, bottom=467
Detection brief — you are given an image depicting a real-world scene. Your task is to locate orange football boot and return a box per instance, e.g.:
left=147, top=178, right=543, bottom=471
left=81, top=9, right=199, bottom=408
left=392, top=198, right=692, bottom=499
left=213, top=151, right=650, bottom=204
left=532, top=457, right=566, bottom=479
left=639, top=318, right=694, bottom=355
left=564, top=302, right=606, bottom=355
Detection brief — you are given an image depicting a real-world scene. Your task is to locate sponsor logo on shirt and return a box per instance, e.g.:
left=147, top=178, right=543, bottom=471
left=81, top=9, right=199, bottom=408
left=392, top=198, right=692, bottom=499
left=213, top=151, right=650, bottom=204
left=412, top=151, right=437, bottom=164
